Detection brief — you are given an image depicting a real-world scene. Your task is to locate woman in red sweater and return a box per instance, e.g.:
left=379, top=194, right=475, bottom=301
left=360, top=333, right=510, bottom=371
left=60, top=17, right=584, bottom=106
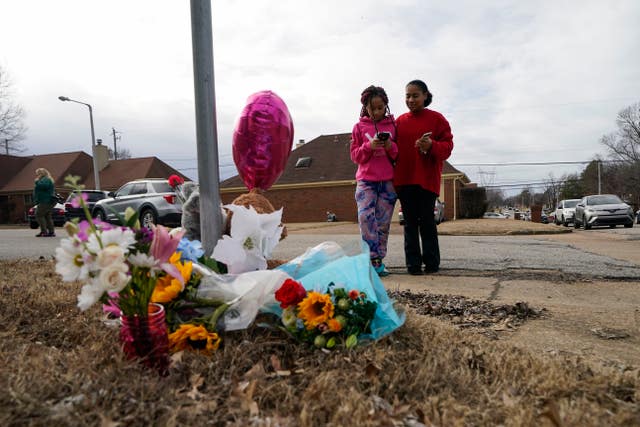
left=394, top=80, right=453, bottom=275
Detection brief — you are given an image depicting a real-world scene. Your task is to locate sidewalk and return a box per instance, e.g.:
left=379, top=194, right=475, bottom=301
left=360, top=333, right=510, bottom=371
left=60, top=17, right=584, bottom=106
left=285, top=218, right=572, bottom=236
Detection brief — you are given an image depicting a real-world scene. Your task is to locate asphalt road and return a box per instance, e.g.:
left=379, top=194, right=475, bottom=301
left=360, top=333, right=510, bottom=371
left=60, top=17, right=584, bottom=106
left=4, top=226, right=638, bottom=280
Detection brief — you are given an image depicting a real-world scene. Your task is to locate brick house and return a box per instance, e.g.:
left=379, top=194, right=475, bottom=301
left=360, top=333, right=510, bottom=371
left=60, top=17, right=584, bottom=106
left=0, top=150, right=187, bottom=224
left=220, top=133, right=472, bottom=223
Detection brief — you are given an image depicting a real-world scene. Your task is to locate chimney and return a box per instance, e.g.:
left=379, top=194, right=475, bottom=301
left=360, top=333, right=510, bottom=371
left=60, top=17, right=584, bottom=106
left=295, top=139, right=305, bottom=149
left=94, top=139, right=110, bottom=171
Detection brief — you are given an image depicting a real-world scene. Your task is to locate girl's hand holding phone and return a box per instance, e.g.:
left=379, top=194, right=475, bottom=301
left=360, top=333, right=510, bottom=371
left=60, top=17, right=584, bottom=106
left=415, top=132, right=433, bottom=154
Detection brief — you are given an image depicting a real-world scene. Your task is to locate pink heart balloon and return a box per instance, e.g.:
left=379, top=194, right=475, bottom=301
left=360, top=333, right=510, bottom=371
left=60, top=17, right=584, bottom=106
left=232, top=91, right=294, bottom=191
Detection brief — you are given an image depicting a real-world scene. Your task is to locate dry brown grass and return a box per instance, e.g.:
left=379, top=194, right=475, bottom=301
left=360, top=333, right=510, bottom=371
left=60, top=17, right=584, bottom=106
left=1, top=259, right=638, bottom=426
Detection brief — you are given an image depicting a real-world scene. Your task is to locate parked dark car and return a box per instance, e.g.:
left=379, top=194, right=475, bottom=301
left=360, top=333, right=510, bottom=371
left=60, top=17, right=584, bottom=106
left=64, top=190, right=110, bottom=222
left=574, top=194, right=634, bottom=229
left=27, top=203, right=66, bottom=229
left=92, top=179, right=182, bottom=228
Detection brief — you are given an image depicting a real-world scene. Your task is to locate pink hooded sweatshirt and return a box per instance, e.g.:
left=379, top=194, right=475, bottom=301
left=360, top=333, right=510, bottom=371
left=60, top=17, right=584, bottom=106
left=350, top=115, right=398, bottom=182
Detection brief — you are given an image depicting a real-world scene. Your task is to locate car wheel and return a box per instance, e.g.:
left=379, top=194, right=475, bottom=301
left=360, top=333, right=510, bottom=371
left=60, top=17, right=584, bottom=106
left=573, top=218, right=580, bottom=229
left=624, top=223, right=633, bottom=228
left=609, top=224, right=616, bottom=228
left=140, top=208, right=157, bottom=228
left=94, top=208, right=106, bottom=221
left=29, top=221, right=38, bottom=229
left=584, top=216, right=591, bottom=230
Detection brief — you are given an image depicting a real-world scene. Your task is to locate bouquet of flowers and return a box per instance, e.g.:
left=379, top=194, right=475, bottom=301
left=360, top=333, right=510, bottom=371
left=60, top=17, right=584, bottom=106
left=55, top=177, right=188, bottom=318
left=274, top=278, right=377, bottom=349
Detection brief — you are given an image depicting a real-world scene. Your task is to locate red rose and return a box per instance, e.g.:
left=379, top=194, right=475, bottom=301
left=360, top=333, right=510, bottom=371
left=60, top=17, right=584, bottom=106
left=168, top=174, right=184, bottom=188
left=348, top=289, right=360, bottom=300
left=275, top=279, right=307, bottom=309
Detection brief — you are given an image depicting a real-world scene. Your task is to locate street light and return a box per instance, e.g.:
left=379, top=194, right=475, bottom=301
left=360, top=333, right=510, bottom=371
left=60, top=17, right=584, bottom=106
left=58, top=96, right=101, bottom=190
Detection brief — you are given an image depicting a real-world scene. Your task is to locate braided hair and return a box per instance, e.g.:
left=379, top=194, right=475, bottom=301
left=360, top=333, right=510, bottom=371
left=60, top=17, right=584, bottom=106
left=360, top=85, right=391, bottom=118
left=407, top=79, right=433, bottom=107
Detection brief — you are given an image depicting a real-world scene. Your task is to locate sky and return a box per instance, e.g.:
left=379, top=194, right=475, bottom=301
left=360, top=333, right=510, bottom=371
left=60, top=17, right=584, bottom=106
left=2, top=0, right=639, bottom=196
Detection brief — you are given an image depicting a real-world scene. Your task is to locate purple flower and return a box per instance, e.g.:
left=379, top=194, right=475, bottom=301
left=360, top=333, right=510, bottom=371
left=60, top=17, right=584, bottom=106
left=71, top=192, right=89, bottom=208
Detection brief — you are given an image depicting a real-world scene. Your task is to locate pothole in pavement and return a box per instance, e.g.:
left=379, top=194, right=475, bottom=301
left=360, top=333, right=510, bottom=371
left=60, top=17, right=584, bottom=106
left=389, top=289, right=546, bottom=340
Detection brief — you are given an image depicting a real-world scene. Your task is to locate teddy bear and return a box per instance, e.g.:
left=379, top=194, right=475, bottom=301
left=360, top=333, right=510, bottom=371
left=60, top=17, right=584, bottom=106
left=177, top=182, right=287, bottom=269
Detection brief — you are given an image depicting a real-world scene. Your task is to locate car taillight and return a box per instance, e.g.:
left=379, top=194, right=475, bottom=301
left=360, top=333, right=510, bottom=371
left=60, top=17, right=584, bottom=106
left=28, top=208, right=34, bottom=215
left=65, top=203, right=72, bottom=209
left=163, top=194, right=176, bottom=204
left=55, top=209, right=65, bottom=215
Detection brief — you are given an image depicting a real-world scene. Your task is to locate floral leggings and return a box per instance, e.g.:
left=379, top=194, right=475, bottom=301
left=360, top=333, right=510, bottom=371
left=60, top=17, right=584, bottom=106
left=355, top=180, right=397, bottom=260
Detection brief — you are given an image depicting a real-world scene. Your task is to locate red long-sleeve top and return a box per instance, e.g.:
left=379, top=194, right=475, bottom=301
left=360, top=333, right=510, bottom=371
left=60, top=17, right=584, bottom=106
left=393, top=109, right=453, bottom=196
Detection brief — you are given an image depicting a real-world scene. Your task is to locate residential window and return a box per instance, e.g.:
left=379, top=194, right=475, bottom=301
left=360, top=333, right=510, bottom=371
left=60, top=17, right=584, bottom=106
left=295, top=157, right=312, bottom=168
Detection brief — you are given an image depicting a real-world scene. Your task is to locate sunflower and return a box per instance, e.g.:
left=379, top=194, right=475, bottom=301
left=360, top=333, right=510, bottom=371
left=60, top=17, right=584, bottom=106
left=168, top=324, right=221, bottom=355
left=151, top=252, right=193, bottom=303
left=297, top=291, right=334, bottom=330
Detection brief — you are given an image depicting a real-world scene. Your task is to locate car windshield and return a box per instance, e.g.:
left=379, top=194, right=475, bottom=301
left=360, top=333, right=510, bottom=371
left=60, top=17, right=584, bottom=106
left=86, top=192, right=107, bottom=202
left=565, top=200, right=579, bottom=208
left=588, top=195, right=622, bottom=205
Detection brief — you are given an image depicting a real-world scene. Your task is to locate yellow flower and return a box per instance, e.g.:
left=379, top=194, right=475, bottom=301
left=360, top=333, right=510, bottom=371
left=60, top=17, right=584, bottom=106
left=297, top=291, right=334, bottom=330
left=168, top=324, right=221, bottom=355
left=151, top=252, right=192, bottom=303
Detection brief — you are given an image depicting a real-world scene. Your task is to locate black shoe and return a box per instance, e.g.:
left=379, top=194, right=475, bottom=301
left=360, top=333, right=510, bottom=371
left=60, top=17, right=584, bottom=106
left=408, top=268, right=423, bottom=276
left=46, top=232, right=56, bottom=237
left=424, top=267, right=439, bottom=274
left=36, top=232, right=46, bottom=237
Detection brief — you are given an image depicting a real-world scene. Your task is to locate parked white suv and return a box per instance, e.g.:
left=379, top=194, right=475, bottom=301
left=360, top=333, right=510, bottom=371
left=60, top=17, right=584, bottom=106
left=92, top=179, right=182, bottom=228
left=554, top=199, right=581, bottom=226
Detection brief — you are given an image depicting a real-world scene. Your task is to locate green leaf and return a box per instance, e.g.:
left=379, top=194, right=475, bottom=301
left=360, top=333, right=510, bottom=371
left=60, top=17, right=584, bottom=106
left=345, top=334, right=358, bottom=349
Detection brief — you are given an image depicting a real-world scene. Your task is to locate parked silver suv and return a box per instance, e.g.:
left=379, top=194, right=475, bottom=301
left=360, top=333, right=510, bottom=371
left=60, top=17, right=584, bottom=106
left=573, top=194, right=634, bottom=230
left=554, top=198, right=581, bottom=226
left=92, top=179, right=182, bottom=228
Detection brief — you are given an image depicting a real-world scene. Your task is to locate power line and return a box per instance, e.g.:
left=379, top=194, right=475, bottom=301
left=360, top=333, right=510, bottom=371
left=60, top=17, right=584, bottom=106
left=452, top=159, right=625, bottom=167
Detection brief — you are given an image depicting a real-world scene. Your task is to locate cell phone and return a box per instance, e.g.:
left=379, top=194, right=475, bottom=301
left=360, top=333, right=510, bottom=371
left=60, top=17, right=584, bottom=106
left=422, top=132, right=433, bottom=139
left=377, top=132, right=390, bottom=141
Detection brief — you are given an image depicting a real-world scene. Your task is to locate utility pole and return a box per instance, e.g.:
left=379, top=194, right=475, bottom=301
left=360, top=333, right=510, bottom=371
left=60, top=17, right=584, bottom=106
left=111, top=127, right=121, bottom=160
left=597, top=160, right=601, bottom=194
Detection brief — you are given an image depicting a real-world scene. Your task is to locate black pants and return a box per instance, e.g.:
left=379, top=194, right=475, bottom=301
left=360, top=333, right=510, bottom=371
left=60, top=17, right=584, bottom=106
left=397, top=185, right=440, bottom=272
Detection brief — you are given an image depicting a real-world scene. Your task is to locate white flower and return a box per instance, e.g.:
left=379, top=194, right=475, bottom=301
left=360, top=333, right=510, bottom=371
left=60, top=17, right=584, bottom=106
left=212, top=204, right=283, bottom=274
left=86, top=228, right=136, bottom=254
left=96, top=245, right=126, bottom=268
left=128, top=252, right=158, bottom=269
left=77, top=282, right=105, bottom=311
left=55, top=238, right=90, bottom=281
left=98, top=262, right=130, bottom=293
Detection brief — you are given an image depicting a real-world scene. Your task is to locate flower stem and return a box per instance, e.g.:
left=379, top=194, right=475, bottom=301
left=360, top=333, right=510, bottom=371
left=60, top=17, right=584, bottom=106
left=206, top=303, right=229, bottom=331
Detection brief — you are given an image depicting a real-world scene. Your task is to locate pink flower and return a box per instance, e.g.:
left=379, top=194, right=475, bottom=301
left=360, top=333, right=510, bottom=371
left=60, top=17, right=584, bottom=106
left=71, top=192, right=88, bottom=208
left=102, top=292, right=122, bottom=317
left=150, top=225, right=186, bottom=283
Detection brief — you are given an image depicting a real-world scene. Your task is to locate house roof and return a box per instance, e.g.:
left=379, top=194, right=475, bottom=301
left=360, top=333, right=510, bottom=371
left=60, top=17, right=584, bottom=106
left=220, top=133, right=470, bottom=188
left=0, top=151, right=92, bottom=193
left=83, top=157, right=189, bottom=190
left=0, top=152, right=188, bottom=194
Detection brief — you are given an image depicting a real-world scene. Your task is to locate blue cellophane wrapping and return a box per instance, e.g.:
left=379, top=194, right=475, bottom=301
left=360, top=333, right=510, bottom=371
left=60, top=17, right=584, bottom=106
left=270, top=240, right=405, bottom=341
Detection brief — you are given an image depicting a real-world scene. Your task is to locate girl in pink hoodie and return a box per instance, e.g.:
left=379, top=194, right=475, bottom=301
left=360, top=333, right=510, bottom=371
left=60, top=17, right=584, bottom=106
left=350, top=85, right=398, bottom=276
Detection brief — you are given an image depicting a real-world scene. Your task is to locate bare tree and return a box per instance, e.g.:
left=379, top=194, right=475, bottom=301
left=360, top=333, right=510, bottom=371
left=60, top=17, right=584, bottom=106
left=601, top=102, right=640, bottom=163
left=0, top=65, right=27, bottom=154
left=107, top=146, right=132, bottom=159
